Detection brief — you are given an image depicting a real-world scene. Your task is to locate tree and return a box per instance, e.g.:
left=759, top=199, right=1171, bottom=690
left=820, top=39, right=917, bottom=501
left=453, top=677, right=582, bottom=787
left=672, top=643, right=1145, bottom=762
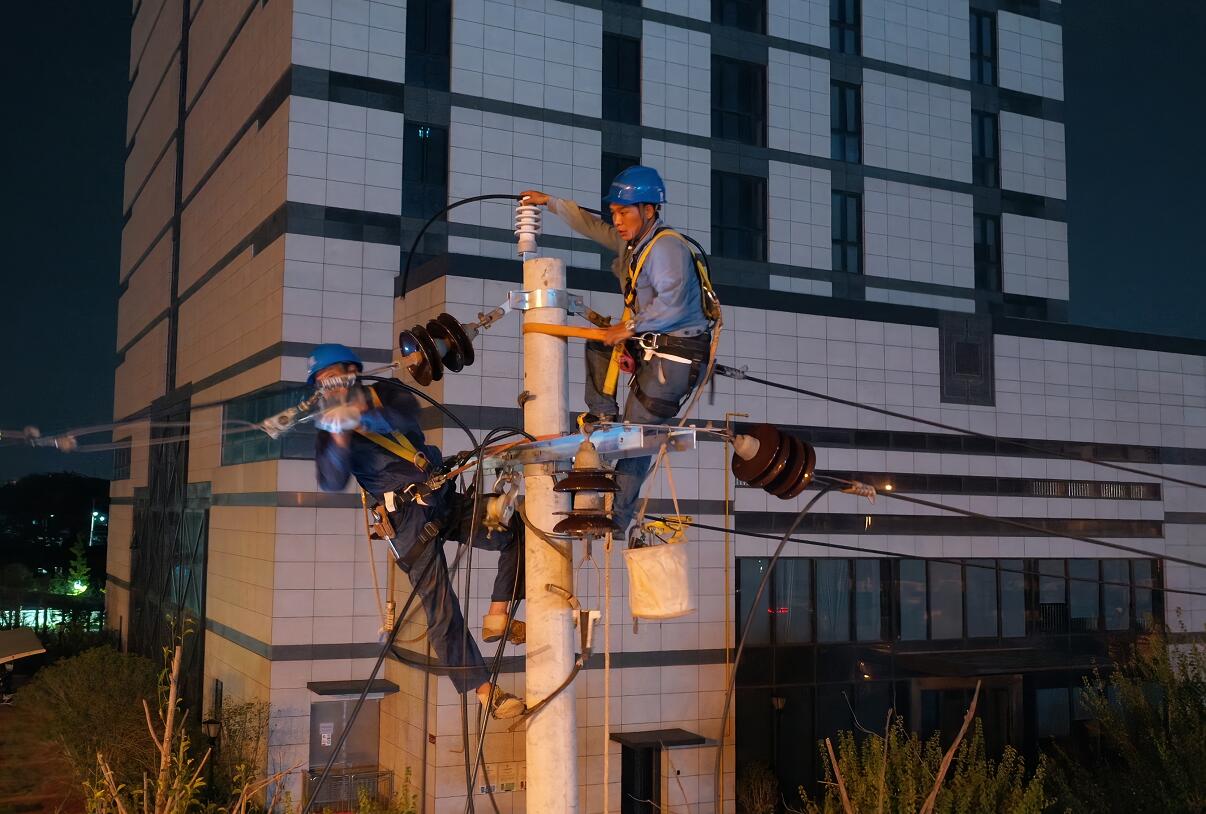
left=66, top=536, right=91, bottom=594
left=1048, top=630, right=1206, bottom=813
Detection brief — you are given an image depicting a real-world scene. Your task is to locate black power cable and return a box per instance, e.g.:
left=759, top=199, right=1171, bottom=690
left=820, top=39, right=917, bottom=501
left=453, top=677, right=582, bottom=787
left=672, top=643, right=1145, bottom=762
left=400, top=194, right=523, bottom=299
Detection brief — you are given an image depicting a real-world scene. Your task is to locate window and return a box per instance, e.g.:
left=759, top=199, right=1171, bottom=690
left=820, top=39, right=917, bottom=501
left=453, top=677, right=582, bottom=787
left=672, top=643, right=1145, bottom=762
left=831, top=191, right=861, bottom=274
left=972, top=111, right=998, bottom=187
left=712, top=56, right=767, bottom=147
left=970, top=10, right=996, bottom=85
left=830, top=0, right=860, bottom=54
left=222, top=386, right=315, bottom=466
left=855, top=560, right=886, bottom=641
left=737, top=558, right=772, bottom=645
left=899, top=559, right=927, bottom=640
left=1035, top=560, right=1068, bottom=634
left=1035, top=688, right=1071, bottom=738
left=1069, top=560, right=1100, bottom=632
left=402, top=123, right=448, bottom=219
left=602, top=34, right=641, bottom=125
left=816, top=560, right=851, bottom=642
left=775, top=559, right=812, bottom=643
left=830, top=82, right=861, bottom=163
left=929, top=561, right=963, bottom=640
left=713, top=0, right=766, bottom=34
left=712, top=171, right=767, bottom=261
left=113, top=440, right=132, bottom=481
left=966, top=561, right=998, bottom=638
left=1133, top=560, right=1155, bottom=630
left=601, top=152, right=640, bottom=217
left=405, top=0, right=450, bottom=90
left=1102, top=559, right=1130, bottom=631
left=973, top=213, right=1001, bottom=291
left=1000, top=559, right=1025, bottom=637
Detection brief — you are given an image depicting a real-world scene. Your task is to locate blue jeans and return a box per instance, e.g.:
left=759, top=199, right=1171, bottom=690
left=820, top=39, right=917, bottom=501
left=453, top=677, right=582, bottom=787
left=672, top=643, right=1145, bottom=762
left=583, top=340, right=699, bottom=535
left=389, top=491, right=523, bottom=693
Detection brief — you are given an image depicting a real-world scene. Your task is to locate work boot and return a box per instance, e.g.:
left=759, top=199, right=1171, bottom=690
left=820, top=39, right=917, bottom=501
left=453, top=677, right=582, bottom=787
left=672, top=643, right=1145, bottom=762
left=480, top=686, right=526, bottom=720
left=577, top=412, right=617, bottom=433
left=482, top=614, right=526, bottom=645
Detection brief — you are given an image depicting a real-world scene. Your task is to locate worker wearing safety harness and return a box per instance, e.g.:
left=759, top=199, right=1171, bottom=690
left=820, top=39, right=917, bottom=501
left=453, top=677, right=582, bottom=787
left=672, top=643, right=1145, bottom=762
left=308, top=344, right=527, bottom=719
left=521, top=166, right=720, bottom=536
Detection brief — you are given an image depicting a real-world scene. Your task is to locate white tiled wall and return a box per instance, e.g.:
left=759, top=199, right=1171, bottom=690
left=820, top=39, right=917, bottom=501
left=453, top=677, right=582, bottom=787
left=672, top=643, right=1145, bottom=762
left=865, top=285, right=974, bottom=312
left=767, top=49, right=829, bottom=158
left=769, top=161, right=831, bottom=270
left=451, top=0, right=602, bottom=117
left=863, top=70, right=973, bottom=183
left=447, top=106, right=603, bottom=267
left=862, top=0, right=970, bottom=79
left=1001, top=213, right=1069, bottom=301
left=641, top=138, right=712, bottom=253
left=288, top=97, right=404, bottom=215
left=642, top=0, right=710, bottom=22
left=864, top=177, right=975, bottom=288
left=292, top=0, right=406, bottom=82
left=282, top=233, right=398, bottom=349
left=642, top=21, right=711, bottom=136
left=1000, top=111, right=1066, bottom=200
left=767, top=0, right=829, bottom=48
left=998, top=11, right=1064, bottom=101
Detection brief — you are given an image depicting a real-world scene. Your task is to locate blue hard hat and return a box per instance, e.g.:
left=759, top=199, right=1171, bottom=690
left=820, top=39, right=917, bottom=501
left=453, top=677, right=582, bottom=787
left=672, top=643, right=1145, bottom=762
left=604, top=165, right=666, bottom=206
left=307, top=343, right=363, bottom=385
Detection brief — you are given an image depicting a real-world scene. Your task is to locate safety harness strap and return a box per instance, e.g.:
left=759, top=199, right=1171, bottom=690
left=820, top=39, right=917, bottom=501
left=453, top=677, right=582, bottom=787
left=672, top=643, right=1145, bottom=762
left=354, top=388, right=429, bottom=472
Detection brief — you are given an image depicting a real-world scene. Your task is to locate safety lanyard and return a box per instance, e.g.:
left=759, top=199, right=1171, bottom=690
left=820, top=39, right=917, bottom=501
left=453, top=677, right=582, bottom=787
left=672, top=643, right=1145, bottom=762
left=354, top=388, right=428, bottom=472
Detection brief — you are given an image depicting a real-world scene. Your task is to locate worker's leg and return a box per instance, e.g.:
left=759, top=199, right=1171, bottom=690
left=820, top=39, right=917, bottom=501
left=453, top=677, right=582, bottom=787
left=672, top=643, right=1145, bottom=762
left=610, top=356, right=696, bottom=534
left=448, top=496, right=526, bottom=642
left=582, top=340, right=620, bottom=419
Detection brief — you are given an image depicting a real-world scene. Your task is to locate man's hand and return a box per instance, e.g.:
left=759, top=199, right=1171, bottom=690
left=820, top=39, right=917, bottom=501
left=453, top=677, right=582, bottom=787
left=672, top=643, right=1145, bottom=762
left=519, top=190, right=549, bottom=206
left=601, top=322, right=635, bottom=346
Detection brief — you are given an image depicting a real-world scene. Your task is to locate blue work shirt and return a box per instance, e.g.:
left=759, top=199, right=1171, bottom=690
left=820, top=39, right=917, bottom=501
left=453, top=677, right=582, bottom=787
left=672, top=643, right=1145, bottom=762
left=547, top=198, right=709, bottom=336
left=315, top=382, right=443, bottom=501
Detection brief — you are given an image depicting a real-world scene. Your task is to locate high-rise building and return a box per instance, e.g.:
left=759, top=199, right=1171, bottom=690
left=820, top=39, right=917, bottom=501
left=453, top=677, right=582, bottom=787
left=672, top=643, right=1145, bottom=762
left=109, top=0, right=1206, bottom=809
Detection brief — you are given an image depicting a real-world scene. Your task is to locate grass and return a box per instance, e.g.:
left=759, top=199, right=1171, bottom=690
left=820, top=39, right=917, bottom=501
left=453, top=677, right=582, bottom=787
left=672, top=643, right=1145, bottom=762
left=0, top=691, right=85, bottom=814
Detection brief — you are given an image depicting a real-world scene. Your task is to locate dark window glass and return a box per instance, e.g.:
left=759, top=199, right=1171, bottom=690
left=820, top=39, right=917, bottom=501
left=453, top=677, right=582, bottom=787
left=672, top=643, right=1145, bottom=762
left=954, top=341, right=982, bottom=376
left=855, top=559, right=885, bottom=641
left=406, top=0, right=451, bottom=90
left=774, top=559, right=812, bottom=643
left=712, top=56, right=767, bottom=147
left=970, top=10, right=996, bottom=85
left=113, top=441, right=132, bottom=481
left=817, top=560, right=851, bottom=641
left=966, top=561, right=998, bottom=638
left=602, top=34, right=641, bottom=125
left=1036, top=559, right=1068, bottom=634
left=1102, top=559, right=1130, bottom=631
left=1000, top=559, right=1026, bottom=637
left=899, top=559, right=927, bottom=640
left=830, top=82, right=861, bottom=163
left=1036, top=687, right=1071, bottom=738
left=712, top=171, right=767, bottom=261
left=928, top=561, right=963, bottom=640
left=972, top=111, right=999, bottom=187
left=1133, top=560, right=1155, bottom=630
left=713, top=0, right=766, bottom=33
left=601, top=152, right=640, bottom=219
left=830, top=0, right=860, bottom=54
left=973, top=213, right=1001, bottom=291
left=737, top=558, right=772, bottom=645
left=402, top=123, right=449, bottom=219
left=222, top=386, right=315, bottom=466
left=1069, top=560, right=1100, bottom=632
left=831, top=191, right=862, bottom=274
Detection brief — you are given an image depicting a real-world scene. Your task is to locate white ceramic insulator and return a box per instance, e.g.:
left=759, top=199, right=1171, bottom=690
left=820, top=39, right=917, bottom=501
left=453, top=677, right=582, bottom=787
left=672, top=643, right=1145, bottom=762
left=514, top=203, right=542, bottom=256
left=733, top=434, right=761, bottom=461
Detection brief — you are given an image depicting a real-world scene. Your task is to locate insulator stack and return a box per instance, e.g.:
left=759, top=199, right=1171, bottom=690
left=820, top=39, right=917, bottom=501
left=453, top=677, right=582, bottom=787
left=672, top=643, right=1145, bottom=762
left=514, top=203, right=542, bottom=255
left=397, top=312, right=478, bottom=386
left=552, top=438, right=620, bottom=536
left=731, top=423, right=816, bottom=499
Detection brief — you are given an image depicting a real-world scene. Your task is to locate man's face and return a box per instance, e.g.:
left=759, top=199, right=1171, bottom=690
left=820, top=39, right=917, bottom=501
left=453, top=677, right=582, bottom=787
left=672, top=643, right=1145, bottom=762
left=315, top=363, right=355, bottom=387
left=610, top=202, right=653, bottom=242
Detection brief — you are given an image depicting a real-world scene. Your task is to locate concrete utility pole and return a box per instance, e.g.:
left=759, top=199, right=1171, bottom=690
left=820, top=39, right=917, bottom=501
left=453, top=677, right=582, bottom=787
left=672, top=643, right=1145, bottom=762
left=521, top=252, right=577, bottom=812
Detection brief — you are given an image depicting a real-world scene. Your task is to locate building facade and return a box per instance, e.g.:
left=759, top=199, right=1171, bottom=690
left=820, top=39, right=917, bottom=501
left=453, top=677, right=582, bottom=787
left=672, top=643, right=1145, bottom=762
left=108, top=0, right=1206, bottom=810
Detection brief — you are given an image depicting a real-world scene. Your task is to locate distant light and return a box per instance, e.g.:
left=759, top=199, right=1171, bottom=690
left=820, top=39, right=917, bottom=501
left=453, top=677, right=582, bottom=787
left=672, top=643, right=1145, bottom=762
left=92, top=511, right=99, bottom=517
left=882, top=483, right=894, bottom=492
left=98, top=516, right=106, bottom=522
left=71, top=580, right=87, bottom=595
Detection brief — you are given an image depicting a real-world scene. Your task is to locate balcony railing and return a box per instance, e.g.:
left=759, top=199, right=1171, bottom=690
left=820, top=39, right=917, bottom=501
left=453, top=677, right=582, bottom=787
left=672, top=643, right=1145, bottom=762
left=304, top=768, right=394, bottom=811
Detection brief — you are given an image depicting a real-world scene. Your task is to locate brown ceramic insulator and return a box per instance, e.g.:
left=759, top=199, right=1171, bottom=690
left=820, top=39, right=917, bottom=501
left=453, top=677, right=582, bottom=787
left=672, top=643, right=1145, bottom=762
left=553, top=512, right=621, bottom=535
left=398, top=329, right=435, bottom=386
left=730, top=423, right=783, bottom=484
left=553, top=470, right=620, bottom=493
left=767, top=435, right=808, bottom=497
left=426, top=318, right=465, bottom=372
left=436, top=313, right=475, bottom=369
left=778, top=439, right=817, bottom=499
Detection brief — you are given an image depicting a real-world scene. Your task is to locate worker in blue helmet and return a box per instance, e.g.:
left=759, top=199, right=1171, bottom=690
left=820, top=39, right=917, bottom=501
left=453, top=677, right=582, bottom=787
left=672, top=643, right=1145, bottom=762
left=306, top=344, right=527, bottom=719
left=521, top=165, right=719, bottom=538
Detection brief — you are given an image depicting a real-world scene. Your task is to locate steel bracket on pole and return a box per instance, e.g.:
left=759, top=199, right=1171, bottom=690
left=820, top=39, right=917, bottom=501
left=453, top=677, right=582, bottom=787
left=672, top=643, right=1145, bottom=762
left=507, top=288, right=585, bottom=313
left=488, top=424, right=699, bottom=467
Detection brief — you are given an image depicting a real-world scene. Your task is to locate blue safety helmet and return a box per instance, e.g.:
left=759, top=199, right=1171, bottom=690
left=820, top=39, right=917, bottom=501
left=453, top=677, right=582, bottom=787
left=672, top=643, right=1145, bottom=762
left=307, top=343, right=363, bottom=386
left=604, top=165, right=666, bottom=207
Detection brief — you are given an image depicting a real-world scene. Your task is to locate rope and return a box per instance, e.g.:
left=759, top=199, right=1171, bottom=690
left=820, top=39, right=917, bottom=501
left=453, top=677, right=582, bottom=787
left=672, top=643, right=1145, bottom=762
left=603, top=530, right=613, bottom=814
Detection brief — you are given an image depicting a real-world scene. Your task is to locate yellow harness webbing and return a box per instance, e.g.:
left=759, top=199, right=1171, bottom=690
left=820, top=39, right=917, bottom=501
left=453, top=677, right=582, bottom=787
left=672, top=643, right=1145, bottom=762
left=354, top=388, right=428, bottom=471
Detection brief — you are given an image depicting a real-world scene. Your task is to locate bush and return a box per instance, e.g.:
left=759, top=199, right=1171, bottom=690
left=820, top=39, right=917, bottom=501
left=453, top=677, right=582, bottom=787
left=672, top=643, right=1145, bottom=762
left=737, top=761, right=779, bottom=814
left=18, top=645, right=160, bottom=786
left=798, top=717, right=1053, bottom=814
left=206, top=697, right=272, bottom=802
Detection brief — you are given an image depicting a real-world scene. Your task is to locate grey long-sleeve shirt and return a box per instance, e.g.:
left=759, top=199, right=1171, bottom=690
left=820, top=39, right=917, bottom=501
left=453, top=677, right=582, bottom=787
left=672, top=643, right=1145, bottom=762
left=547, top=197, right=709, bottom=336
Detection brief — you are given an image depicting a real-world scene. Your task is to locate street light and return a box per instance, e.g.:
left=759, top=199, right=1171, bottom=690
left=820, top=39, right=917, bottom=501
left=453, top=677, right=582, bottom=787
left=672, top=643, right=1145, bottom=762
left=201, top=718, right=221, bottom=797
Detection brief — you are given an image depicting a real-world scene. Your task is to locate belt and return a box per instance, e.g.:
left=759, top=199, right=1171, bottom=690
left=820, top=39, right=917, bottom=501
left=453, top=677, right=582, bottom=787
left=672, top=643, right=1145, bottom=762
left=633, top=332, right=710, bottom=365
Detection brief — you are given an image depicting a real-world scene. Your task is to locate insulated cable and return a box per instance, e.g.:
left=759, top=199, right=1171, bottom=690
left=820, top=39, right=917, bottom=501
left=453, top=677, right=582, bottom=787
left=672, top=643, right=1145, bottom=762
left=400, top=194, right=524, bottom=299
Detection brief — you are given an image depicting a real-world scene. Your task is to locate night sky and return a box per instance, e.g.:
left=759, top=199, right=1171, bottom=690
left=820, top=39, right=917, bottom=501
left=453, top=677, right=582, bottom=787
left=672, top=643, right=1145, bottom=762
left=1, top=0, right=1203, bottom=481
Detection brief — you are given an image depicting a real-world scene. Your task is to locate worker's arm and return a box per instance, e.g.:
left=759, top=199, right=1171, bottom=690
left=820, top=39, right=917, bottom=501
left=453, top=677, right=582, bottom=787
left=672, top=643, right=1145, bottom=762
left=520, top=190, right=626, bottom=256
left=631, top=239, right=698, bottom=334
left=315, top=431, right=352, bottom=492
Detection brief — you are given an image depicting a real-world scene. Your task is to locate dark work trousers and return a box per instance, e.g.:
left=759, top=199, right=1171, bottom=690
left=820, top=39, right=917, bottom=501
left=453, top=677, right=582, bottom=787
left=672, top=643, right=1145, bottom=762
left=388, top=491, right=524, bottom=694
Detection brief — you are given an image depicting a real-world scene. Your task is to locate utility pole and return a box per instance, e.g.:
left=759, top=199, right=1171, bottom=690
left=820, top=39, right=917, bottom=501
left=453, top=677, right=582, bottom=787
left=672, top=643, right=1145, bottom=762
left=520, top=248, right=577, bottom=812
